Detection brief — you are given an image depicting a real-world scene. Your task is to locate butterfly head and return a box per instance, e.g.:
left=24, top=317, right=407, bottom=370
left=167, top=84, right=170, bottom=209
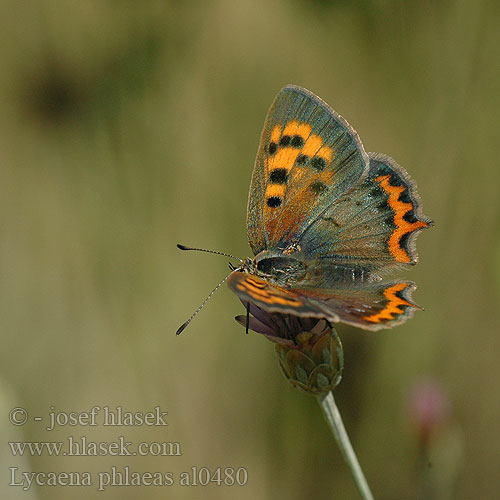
left=237, top=257, right=257, bottom=274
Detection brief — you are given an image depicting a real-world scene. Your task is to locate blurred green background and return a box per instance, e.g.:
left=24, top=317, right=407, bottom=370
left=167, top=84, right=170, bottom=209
left=1, top=1, right=499, bottom=499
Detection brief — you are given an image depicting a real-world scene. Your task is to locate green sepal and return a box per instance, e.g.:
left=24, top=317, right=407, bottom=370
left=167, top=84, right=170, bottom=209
left=275, top=321, right=343, bottom=395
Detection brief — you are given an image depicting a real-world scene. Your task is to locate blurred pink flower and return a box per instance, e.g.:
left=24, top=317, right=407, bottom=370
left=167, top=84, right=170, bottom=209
left=408, top=378, right=450, bottom=445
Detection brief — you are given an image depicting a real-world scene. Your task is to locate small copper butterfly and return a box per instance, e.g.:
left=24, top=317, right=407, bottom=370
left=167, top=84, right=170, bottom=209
left=178, top=85, right=432, bottom=333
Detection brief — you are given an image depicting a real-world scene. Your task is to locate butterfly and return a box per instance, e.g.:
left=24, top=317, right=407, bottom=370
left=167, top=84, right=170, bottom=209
left=223, top=85, right=433, bottom=331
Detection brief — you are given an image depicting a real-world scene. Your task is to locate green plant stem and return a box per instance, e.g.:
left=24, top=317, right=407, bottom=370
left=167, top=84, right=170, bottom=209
left=318, top=391, right=374, bottom=500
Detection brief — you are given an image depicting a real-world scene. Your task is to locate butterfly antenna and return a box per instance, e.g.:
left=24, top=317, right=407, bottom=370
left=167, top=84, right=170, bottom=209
left=177, top=244, right=241, bottom=262
left=176, top=271, right=233, bottom=335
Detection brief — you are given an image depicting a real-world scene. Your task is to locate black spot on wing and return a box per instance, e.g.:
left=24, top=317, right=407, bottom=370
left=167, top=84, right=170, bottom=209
left=279, top=135, right=291, bottom=146
left=291, top=135, right=304, bottom=148
left=310, top=181, right=328, bottom=195
left=311, top=157, right=327, bottom=172
left=322, top=216, right=340, bottom=227
left=394, top=287, right=410, bottom=301
left=403, top=210, right=418, bottom=223
left=399, top=189, right=412, bottom=204
left=267, top=196, right=282, bottom=208
left=296, top=154, right=309, bottom=166
left=399, top=232, right=412, bottom=256
left=269, top=168, right=288, bottom=184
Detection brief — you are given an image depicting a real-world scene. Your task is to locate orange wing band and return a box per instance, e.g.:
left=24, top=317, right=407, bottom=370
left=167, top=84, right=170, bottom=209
left=375, top=175, right=428, bottom=263
left=364, top=283, right=413, bottom=323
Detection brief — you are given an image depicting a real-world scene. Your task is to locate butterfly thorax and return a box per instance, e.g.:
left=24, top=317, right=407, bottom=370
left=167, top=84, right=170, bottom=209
left=240, top=250, right=307, bottom=288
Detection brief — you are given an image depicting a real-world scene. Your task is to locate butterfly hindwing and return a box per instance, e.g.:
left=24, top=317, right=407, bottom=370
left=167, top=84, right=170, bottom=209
left=229, top=270, right=422, bottom=331
left=303, top=280, right=422, bottom=331
left=247, top=85, right=369, bottom=255
left=297, top=153, right=433, bottom=280
left=366, top=154, right=432, bottom=265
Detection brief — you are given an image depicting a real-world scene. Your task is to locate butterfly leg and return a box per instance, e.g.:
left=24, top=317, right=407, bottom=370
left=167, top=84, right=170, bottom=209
left=245, top=302, right=250, bottom=335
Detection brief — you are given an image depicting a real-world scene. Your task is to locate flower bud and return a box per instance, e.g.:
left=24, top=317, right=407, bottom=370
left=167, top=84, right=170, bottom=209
left=235, top=302, right=343, bottom=394
left=275, top=320, right=343, bottom=395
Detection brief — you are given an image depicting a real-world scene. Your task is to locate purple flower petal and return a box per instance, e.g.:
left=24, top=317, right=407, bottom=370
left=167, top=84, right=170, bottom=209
left=235, top=299, right=327, bottom=345
left=263, top=334, right=296, bottom=347
left=239, top=300, right=276, bottom=329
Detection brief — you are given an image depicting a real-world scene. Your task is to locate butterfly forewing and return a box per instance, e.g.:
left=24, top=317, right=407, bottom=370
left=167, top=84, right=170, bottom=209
left=247, top=85, right=369, bottom=255
left=228, top=271, right=324, bottom=319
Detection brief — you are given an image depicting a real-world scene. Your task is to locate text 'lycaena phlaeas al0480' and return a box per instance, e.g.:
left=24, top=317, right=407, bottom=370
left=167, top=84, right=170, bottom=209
left=179, top=85, right=433, bottom=333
